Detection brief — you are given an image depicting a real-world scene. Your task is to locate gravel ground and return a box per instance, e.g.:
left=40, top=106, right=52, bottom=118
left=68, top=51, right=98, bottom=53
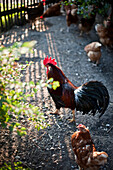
left=0, top=13, right=113, bottom=170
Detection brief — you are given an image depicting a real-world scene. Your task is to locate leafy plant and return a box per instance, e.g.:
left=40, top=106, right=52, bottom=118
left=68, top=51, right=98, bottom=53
left=77, top=0, right=110, bottom=17
left=0, top=41, right=60, bottom=135
left=0, top=161, right=29, bottom=170
left=62, top=0, right=111, bottom=17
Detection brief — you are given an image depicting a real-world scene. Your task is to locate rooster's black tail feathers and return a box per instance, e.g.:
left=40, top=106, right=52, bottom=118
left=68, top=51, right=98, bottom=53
left=74, top=81, right=109, bottom=117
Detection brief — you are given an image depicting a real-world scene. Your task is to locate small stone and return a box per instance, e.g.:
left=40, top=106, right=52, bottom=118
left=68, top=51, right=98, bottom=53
left=106, top=124, right=110, bottom=127
left=71, top=165, right=75, bottom=169
left=42, top=162, right=45, bottom=166
left=52, top=154, right=56, bottom=157
left=50, top=147, right=54, bottom=150
left=32, top=139, right=37, bottom=142
left=38, top=165, right=42, bottom=168
left=60, top=28, right=64, bottom=32
left=15, top=156, right=20, bottom=159
left=104, top=128, right=108, bottom=131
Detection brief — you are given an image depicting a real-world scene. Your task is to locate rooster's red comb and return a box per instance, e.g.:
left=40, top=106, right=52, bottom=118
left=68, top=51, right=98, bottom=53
left=42, top=0, right=46, bottom=6
left=43, top=56, right=57, bottom=66
left=40, top=16, right=43, bottom=19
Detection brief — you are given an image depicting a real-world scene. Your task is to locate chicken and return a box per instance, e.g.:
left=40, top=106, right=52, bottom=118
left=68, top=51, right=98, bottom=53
left=64, top=3, right=79, bottom=32
left=40, top=2, right=61, bottom=18
left=71, top=124, right=108, bottom=170
left=44, top=0, right=61, bottom=5
left=103, top=13, right=113, bottom=29
left=43, top=56, right=109, bottom=122
left=78, top=7, right=96, bottom=36
left=25, top=1, right=44, bottom=23
left=84, top=42, right=102, bottom=65
left=95, top=23, right=113, bottom=48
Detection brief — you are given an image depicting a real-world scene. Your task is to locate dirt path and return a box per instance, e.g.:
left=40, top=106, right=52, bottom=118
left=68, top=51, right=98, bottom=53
left=0, top=14, right=113, bottom=169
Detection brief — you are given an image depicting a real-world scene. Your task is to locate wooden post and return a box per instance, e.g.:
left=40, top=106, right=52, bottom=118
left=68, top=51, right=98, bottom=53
left=14, top=0, right=16, bottom=23
left=23, top=0, right=26, bottom=19
left=0, top=3, right=3, bottom=33
left=6, top=0, right=10, bottom=29
left=3, top=0, right=7, bottom=31
left=10, top=0, right=13, bottom=26
left=16, top=0, right=19, bottom=24
left=20, top=0, right=23, bottom=23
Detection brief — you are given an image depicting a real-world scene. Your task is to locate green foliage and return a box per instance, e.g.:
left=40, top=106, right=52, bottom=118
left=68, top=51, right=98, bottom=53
left=0, top=161, right=29, bottom=170
left=46, top=78, right=60, bottom=90
left=0, top=41, right=60, bottom=135
left=62, top=0, right=111, bottom=17
left=52, top=81, right=60, bottom=90
left=83, top=0, right=110, bottom=17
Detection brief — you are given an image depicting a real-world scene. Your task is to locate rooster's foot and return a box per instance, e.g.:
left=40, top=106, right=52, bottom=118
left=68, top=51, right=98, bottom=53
left=79, top=166, right=82, bottom=170
left=68, top=118, right=76, bottom=124
left=50, top=109, right=60, bottom=115
left=79, top=31, right=83, bottom=36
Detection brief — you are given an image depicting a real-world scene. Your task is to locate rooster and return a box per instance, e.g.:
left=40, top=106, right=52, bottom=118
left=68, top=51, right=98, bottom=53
left=43, top=56, right=109, bottom=122
left=71, top=124, right=108, bottom=170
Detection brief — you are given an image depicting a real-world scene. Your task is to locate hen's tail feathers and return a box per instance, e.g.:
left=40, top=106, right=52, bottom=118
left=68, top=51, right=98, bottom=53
left=92, top=151, right=108, bottom=165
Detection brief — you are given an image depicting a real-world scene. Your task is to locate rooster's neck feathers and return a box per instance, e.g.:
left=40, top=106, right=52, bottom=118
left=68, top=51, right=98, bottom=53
left=47, top=63, right=68, bottom=83
left=47, top=63, right=77, bottom=89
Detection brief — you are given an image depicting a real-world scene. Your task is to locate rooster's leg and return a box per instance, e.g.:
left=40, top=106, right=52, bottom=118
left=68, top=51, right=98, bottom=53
left=67, top=26, right=70, bottom=32
left=96, top=59, right=100, bottom=66
left=79, top=31, right=83, bottom=36
left=78, top=166, right=82, bottom=170
left=54, top=109, right=59, bottom=114
left=68, top=110, right=76, bottom=123
left=72, top=110, right=75, bottom=122
left=50, top=109, right=60, bottom=115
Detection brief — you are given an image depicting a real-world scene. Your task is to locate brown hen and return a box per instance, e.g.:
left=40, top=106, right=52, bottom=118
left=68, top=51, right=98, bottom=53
left=64, top=3, right=78, bottom=32
left=84, top=42, right=102, bottom=65
left=95, top=23, right=113, bottom=48
left=40, top=2, right=61, bottom=18
left=71, top=124, right=108, bottom=170
left=26, top=2, right=44, bottom=23
left=78, top=7, right=96, bottom=36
